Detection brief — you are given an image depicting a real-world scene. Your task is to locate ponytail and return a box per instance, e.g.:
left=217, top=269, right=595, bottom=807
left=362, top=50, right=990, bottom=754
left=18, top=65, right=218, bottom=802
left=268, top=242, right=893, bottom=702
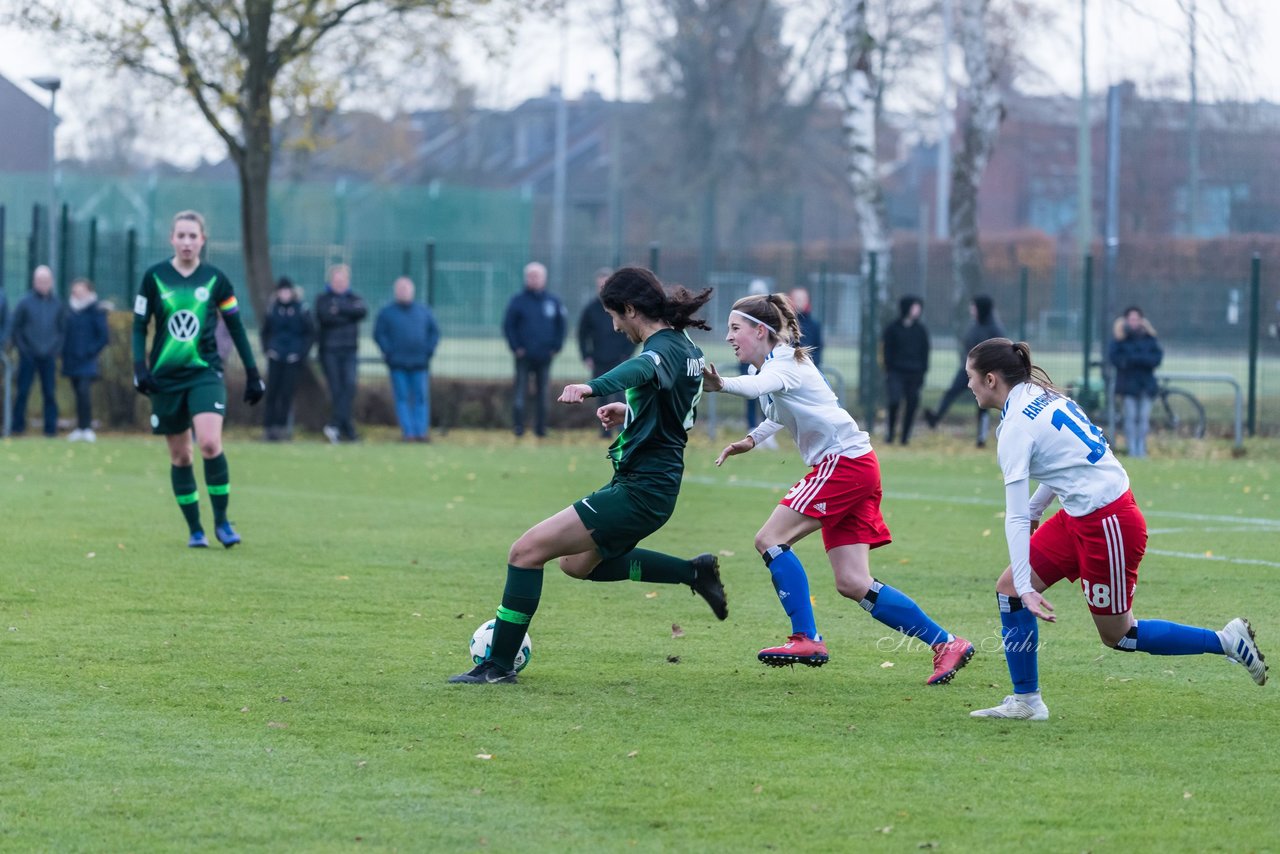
left=600, top=267, right=713, bottom=332
left=969, top=337, right=1063, bottom=395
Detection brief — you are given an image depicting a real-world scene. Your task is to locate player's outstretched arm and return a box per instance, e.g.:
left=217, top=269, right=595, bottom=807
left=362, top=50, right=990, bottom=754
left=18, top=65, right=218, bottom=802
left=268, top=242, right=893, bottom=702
left=558, top=383, right=593, bottom=404
left=715, top=436, right=755, bottom=467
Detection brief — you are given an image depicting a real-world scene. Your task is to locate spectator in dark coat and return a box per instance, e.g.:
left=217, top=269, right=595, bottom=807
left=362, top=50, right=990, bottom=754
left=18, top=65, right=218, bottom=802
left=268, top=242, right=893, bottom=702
left=62, top=277, right=110, bottom=442
left=315, top=263, right=367, bottom=443
left=882, top=295, right=929, bottom=445
left=577, top=266, right=636, bottom=437
left=925, top=294, right=1005, bottom=447
left=1109, top=306, right=1163, bottom=458
left=502, top=261, right=566, bottom=437
left=375, top=276, right=440, bottom=443
left=260, top=277, right=314, bottom=441
left=789, top=286, right=824, bottom=368
left=8, top=265, right=66, bottom=437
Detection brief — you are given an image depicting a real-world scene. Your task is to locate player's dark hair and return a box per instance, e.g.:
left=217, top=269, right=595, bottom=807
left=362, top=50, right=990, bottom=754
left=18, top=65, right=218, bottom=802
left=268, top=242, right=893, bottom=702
left=967, top=337, right=1062, bottom=395
left=898, top=295, right=922, bottom=318
left=601, top=266, right=713, bottom=332
left=731, top=293, right=815, bottom=364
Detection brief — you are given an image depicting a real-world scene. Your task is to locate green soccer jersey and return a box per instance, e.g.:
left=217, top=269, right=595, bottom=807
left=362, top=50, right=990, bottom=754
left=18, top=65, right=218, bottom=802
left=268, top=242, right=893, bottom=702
left=588, top=328, right=705, bottom=489
left=133, top=261, right=243, bottom=389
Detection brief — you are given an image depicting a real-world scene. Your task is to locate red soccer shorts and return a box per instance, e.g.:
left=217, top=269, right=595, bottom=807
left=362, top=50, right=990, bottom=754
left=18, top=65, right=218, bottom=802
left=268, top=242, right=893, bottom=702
left=1029, top=489, right=1147, bottom=615
left=780, top=451, right=892, bottom=552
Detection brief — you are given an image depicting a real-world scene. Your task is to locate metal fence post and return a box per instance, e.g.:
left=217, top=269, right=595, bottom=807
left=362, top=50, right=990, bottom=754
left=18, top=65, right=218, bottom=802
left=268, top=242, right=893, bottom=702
left=648, top=242, right=660, bottom=275
left=126, top=228, right=138, bottom=297
left=88, top=216, right=98, bottom=282
left=1247, top=253, right=1261, bottom=437
left=859, top=252, right=879, bottom=432
left=58, top=203, right=70, bottom=297
left=425, top=240, right=436, bottom=307
left=0, top=204, right=6, bottom=292
left=1019, top=265, right=1029, bottom=341
left=1081, top=254, right=1094, bottom=406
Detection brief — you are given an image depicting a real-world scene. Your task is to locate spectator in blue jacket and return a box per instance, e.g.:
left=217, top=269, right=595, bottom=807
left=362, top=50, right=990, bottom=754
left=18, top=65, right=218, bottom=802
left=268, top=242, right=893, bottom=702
left=260, top=277, right=314, bottom=441
left=8, top=266, right=66, bottom=437
left=502, top=261, right=566, bottom=437
left=62, top=277, right=110, bottom=442
left=375, top=276, right=440, bottom=443
left=1109, top=306, right=1163, bottom=458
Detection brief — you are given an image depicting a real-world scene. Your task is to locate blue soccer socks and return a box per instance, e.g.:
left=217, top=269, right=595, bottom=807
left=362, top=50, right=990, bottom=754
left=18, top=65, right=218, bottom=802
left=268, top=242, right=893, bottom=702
left=1116, top=619, right=1223, bottom=655
left=763, top=545, right=818, bottom=640
left=860, top=579, right=951, bottom=647
left=489, top=565, right=543, bottom=671
left=998, top=593, right=1040, bottom=694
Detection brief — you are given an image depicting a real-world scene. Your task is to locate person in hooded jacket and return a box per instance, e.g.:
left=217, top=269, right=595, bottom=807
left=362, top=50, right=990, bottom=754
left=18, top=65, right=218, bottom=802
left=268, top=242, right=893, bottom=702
left=260, top=277, right=314, bottom=441
left=1108, top=306, right=1163, bottom=459
left=62, top=277, right=110, bottom=442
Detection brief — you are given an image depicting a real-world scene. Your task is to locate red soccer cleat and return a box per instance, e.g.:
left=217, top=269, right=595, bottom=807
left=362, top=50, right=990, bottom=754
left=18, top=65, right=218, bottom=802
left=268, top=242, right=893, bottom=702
left=758, top=633, right=829, bottom=668
left=927, top=637, right=975, bottom=685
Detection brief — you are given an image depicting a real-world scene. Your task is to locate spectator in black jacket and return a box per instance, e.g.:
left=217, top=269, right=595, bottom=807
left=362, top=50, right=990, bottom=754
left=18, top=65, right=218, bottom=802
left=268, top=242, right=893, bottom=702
left=260, top=277, right=314, bottom=441
left=62, top=277, right=110, bottom=442
left=315, top=264, right=367, bottom=443
left=503, top=261, right=566, bottom=437
left=924, top=294, right=1005, bottom=447
left=577, top=266, right=636, bottom=437
left=882, top=295, right=929, bottom=445
left=8, top=266, right=66, bottom=437
left=1109, top=306, right=1163, bottom=458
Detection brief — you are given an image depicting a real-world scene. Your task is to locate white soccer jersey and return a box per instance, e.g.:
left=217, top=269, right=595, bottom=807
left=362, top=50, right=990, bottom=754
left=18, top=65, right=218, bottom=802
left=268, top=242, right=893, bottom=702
left=718, top=345, right=872, bottom=467
left=997, top=382, right=1129, bottom=516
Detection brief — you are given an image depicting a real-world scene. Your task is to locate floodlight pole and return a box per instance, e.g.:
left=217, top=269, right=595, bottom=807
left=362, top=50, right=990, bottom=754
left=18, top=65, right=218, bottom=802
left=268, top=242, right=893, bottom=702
left=31, top=76, right=61, bottom=275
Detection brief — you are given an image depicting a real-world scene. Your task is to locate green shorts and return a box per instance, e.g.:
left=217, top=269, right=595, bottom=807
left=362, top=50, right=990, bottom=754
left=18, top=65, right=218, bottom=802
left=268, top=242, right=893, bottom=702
left=149, top=372, right=227, bottom=435
left=573, top=476, right=678, bottom=561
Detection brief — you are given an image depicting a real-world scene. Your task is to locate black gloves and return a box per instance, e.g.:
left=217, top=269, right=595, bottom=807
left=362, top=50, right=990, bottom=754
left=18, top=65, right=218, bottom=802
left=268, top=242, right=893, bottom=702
left=133, top=361, right=159, bottom=395
left=244, top=368, right=265, bottom=405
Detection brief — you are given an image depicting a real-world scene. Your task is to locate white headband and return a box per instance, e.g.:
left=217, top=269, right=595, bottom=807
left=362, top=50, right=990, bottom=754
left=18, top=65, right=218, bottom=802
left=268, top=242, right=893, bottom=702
left=730, top=308, right=778, bottom=336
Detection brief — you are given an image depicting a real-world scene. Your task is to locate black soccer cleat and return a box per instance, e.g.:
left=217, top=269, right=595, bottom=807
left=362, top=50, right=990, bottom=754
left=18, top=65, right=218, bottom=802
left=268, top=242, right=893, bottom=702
left=448, top=661, right=519, bottom=685
left=689, top=553, right=728, bottom=620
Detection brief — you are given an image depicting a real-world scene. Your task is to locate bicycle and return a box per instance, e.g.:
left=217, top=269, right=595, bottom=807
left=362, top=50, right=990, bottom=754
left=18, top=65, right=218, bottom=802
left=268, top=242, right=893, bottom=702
left=1147, top=377, right=1207, bottom=438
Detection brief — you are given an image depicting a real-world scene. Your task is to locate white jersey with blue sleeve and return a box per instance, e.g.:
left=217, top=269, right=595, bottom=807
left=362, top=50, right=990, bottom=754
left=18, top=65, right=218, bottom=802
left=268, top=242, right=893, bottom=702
left=996, top=382, right=1129, bottom=516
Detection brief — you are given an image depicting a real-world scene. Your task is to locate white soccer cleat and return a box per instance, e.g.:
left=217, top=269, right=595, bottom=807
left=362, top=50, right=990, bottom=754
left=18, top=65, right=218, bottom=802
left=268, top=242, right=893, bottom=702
left=1220, top=618, right=1267, bottom=686
left=970, top=694, right=1050, bottom=721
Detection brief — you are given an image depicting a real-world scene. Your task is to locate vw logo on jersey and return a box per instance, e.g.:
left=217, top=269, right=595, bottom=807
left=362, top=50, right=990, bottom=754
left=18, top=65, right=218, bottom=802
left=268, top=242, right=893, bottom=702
left=168, top=310, right=201, bottom=342
left=194, top=286, right=210, bottom=302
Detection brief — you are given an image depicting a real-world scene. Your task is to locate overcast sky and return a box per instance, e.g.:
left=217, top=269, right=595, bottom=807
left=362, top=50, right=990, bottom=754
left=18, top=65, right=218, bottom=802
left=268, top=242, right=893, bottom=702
left=1, top=0, right=1276, bottom=168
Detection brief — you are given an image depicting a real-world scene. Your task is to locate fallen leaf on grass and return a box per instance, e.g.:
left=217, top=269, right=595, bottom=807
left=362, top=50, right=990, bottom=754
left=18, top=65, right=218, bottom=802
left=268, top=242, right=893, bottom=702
left=626, top=751, right=638, bottom=758
left=671, top=624, right=684, bottom=638
left=644, top=591, right=659, bottom=599
left=666, top=655, right=681, bottom=664
left=86, top=552, right=96, bottom=559
left=1184, top=791, right=1193, bottom=799
left=267, top=721, right=287, bottom=729
left=475, top=753, right=493, bottom=760
left=336, top=575, right=350, bottom=581
left=880, top=661, right=895, bottom=668
left=718, top=549, right=735, bottom=557
left=876, top=826, right=893, bottom=834
left=752, top=785, right=763, bottom=794
left=240, top=707, right=250, bottom=713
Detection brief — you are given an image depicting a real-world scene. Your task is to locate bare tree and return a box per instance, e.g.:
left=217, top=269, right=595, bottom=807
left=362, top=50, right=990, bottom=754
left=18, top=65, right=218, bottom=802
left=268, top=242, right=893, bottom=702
left=838, top=0, right=889, bottom=287
left=947, top=0, right=1004, bottom=308
left=14, top=0, right=497, bottom=312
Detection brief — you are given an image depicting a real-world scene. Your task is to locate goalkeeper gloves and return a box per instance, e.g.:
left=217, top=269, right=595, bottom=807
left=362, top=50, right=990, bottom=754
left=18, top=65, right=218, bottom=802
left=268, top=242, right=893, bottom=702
left=244, top=368, right=265, bottom=405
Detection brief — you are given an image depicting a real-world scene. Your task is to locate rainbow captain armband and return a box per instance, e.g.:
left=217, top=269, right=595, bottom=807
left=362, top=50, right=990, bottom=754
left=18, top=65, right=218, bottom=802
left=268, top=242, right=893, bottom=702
left=218, top=295, right=239, bottom=314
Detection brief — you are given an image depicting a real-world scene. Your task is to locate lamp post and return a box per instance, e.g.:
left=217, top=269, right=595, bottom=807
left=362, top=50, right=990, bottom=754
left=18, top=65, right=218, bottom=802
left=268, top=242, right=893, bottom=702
left=30, top=75, right=61, bottom=273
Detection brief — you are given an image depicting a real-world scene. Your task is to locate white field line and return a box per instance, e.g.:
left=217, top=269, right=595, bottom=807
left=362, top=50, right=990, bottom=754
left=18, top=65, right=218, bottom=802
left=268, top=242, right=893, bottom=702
left=684, top=474, right=1280, bottom=568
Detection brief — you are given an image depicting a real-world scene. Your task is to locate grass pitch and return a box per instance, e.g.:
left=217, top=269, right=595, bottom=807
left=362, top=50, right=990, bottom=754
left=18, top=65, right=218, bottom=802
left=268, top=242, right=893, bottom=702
left=2, top=430, right=1278, bottom=851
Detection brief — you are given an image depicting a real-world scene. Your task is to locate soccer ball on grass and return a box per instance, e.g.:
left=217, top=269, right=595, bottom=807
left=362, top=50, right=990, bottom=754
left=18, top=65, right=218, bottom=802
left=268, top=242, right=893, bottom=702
left=469, top=619, right=532, bottom=672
